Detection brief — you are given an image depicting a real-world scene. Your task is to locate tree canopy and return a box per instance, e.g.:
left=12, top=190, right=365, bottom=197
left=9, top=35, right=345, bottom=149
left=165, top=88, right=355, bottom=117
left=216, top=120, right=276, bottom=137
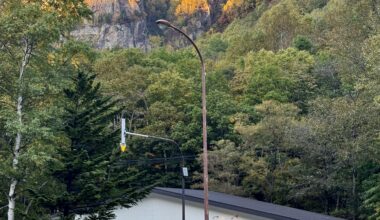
left=1, top=0, right=380, bottom=219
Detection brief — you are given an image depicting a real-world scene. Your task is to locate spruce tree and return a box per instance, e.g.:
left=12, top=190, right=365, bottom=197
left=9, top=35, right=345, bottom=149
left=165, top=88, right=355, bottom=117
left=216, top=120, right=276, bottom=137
left=47, top=71, right=153, bottom=219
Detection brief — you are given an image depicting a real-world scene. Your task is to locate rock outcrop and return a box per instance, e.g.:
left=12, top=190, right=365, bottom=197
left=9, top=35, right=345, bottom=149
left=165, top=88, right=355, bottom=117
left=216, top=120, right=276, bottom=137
left=72, top=0, right=247, bottom=49
left=71, top=0, right=149, bottom=50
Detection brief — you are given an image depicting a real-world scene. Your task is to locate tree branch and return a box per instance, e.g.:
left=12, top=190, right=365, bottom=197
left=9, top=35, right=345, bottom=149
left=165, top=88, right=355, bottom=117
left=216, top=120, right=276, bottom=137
left=22, top=199, right=33, bottom=220
left=0, top=204, right=8, bottom=210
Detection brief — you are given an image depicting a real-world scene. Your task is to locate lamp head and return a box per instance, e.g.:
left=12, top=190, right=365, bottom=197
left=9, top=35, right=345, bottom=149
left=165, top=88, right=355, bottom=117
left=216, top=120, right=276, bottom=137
left=156, top=19, right=172, bottom=30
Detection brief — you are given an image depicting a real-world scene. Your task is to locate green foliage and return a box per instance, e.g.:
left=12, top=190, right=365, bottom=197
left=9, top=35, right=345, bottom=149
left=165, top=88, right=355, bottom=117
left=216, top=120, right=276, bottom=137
left=223, top=3, right=270, bottom=58
left=84, top=207, right=116, bottom=220
left=289, top=97, right=380, bottom=218
left=311, top=51, right=342, bottom=98
left=44, top=71, right=153, bottom=218
left=363, top=174, right=380, bottom=220
left=201, top=33, right=228, bottom=60
left=232, top=48, right=315, bottom=112
left=89, top=2, right=380, bottom=218
left=310, top=0, right=377, bottom=90
left=0, top=1, right=91, bottom=219
left=295, top=0, right=329, bottom=12
left=1, top=0, right=380, bottom=219
left=193, top=140, right=244, bottom=195
left=147, top=70, right=195, bottom=108
left=292, top=35, right=314, bottom=52
left=236, top=101, right=301, bottom=203
left=255, top=0, right=306, bottom=51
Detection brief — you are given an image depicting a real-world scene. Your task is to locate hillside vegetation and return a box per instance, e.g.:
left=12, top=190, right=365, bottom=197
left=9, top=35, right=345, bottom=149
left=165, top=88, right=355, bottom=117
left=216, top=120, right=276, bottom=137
left=0, top=0, right=380, bottom=219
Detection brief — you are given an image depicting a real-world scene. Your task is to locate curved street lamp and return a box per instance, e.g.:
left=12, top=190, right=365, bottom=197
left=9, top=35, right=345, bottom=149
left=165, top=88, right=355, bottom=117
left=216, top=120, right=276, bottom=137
left=156, top=19, right=209, bottom=220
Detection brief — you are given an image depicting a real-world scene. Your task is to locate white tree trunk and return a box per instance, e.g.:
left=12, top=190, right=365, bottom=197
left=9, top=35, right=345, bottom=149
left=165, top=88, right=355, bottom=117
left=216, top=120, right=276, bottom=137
left=7, top=40, right=31, bottom=220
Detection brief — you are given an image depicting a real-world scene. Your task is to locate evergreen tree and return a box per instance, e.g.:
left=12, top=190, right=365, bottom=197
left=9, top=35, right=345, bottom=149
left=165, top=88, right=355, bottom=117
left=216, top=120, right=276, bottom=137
left=46, top=71, right=153, bottom=219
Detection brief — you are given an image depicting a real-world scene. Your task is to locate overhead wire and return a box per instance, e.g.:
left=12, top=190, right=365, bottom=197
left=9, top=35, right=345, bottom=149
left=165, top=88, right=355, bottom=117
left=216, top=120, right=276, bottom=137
left=113, top=155, right=197, bottom=167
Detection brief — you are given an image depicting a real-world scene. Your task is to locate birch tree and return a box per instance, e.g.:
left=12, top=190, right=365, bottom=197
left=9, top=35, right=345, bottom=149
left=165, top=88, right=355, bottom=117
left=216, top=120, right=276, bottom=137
left=0, top=1, right=89, bottom=219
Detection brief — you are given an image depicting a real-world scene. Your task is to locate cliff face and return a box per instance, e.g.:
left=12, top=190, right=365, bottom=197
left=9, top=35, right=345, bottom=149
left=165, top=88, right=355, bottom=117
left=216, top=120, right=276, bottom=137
left=71, top=0, right=149, bottom=50
left=72, top=0, right=250, bottom=49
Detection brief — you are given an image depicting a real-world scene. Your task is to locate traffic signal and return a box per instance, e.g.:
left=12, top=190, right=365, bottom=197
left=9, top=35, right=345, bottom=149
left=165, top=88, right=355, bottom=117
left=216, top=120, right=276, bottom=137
left=121, top=118, right=127, bottom=152
left=120, top=143, right=127, bottom=153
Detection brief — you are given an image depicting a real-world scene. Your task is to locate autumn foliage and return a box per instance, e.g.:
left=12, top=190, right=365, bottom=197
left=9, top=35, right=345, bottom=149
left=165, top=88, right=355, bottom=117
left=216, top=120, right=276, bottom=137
left=175, top=0, right=210, bottom=15
left=223, top=0, right=244, bottom=11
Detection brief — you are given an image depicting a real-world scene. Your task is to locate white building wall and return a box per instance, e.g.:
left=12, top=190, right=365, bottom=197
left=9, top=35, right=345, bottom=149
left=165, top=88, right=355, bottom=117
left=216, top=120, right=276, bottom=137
left=113, top=193, right=272, bottom=220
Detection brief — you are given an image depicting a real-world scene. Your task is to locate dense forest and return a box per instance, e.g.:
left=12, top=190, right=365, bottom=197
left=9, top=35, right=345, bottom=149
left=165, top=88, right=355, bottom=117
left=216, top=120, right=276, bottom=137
left=0, top=0, right=380, bottom=219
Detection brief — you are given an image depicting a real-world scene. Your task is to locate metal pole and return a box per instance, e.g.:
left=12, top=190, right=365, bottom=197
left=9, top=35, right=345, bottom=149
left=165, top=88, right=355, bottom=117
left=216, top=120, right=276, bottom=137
left=155, top=19, right=209, bottom=220
left=121, top=119, right=126, bottom=145
left=182, top=167, right=186, bottom=220
left=201, top=54, right=209, bottom=220
left=123, top=130, right=186, bottom=220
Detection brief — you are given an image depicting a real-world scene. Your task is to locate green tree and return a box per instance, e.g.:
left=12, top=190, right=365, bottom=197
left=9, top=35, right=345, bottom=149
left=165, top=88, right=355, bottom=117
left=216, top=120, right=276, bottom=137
left=94, top=49, right=153, bottom=131
left=310, top=0, right=378, bottom=90
left=311, top=51, right=342, bottom=98
left=255, top=0, right=306, bottom=51
left=45, top=72, right=152, bottom=219
left=0, top=1, right=90, bottom=219
left=363, top=174, right=380, bottom=220
left=236, top=100, right=301, bottom=203
left=193, top=140, right=244, bottom=195
left=291, top=97, right=380, bottom=218
left=294, top=0, right=329, bottom=12
left=232, top=48, right=316, bottom=112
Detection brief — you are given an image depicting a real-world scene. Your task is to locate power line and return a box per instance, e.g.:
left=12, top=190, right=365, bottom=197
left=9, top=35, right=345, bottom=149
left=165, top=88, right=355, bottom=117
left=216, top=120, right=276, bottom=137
left=113, top=155, right=196, bottom=167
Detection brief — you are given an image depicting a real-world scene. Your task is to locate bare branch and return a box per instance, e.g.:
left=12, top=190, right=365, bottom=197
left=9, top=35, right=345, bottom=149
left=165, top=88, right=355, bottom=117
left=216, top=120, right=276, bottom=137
left=0, top=204, right=8, bottom=210
left=22, top=199, right=33, bottom=220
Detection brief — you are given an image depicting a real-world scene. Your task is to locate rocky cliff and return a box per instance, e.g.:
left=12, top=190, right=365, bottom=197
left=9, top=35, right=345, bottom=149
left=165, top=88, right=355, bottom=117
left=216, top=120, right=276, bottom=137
left=71, top=0, right=149, bottom=50
left=72, top=0, right=250, bottom=49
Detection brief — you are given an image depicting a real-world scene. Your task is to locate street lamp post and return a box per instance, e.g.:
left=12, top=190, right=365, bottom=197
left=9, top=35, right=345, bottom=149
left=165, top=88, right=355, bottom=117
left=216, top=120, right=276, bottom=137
left=155, top=19, right=209, bottom=220
left=120, top=118, right=188, bottom=220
